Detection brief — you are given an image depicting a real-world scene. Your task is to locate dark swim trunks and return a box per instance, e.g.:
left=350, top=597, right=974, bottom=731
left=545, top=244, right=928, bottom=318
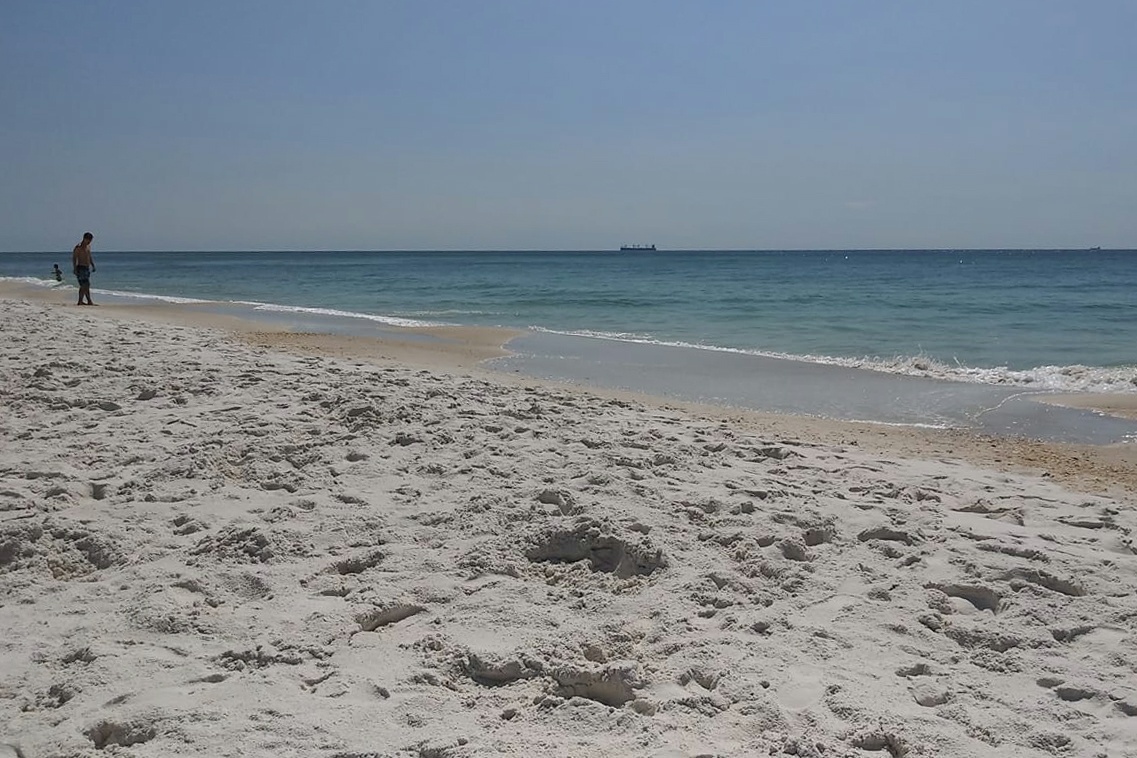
left=75, top=266, right=90, bottom=285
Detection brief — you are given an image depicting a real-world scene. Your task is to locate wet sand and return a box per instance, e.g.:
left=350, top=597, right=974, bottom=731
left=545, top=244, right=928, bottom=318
left=1037, top=393, right=1137, bottom=421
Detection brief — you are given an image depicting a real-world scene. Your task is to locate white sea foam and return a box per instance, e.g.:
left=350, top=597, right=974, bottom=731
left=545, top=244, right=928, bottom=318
left=247, top=302, right=447, bottom=328
left=0, top=277, right=443, bottom=327
left=535, top=327, right=1137, bottom=395
left=817, top=355, right=1137, bottom=394
left=96, top=288, right=212, bottom=304
left=1, top=276, right=66, bottom=289
left=400, top=309, right=503, bottom=317
left=0, top=277, right=213, bottom=304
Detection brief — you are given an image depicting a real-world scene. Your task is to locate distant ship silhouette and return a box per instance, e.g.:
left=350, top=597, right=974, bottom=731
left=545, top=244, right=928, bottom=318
left=620, top=244, right=656, bottom=251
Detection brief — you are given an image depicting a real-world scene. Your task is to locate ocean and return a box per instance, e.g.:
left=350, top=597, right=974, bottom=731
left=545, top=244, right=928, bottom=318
left=4, top=249, right=1137, bottom=441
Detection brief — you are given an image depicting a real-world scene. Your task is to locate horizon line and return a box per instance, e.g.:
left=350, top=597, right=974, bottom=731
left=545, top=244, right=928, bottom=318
left=2, top=246, right=1131, bottom=255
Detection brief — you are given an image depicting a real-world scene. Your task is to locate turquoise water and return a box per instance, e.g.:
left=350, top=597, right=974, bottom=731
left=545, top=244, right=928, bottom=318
left=4, top=249, right=1136, bottom=393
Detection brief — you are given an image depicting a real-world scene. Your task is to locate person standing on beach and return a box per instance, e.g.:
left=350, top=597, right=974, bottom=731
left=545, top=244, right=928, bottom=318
left=72, top=232, right=96, bottom=305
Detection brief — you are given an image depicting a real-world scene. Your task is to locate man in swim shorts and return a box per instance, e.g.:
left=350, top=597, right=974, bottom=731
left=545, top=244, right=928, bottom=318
left=72, top=232, right=96, bottom=305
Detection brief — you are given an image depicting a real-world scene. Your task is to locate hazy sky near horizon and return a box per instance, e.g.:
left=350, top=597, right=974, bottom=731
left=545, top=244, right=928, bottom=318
left=2, top=1, right=1135, bottom=252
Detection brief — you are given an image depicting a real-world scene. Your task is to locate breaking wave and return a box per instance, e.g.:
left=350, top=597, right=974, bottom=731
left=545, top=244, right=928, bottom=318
left=536, top=328, right=1137, bottom=394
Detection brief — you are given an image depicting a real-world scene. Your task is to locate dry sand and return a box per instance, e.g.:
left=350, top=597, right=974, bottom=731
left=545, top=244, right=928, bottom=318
left=2, top=295, right=1136, bottom=757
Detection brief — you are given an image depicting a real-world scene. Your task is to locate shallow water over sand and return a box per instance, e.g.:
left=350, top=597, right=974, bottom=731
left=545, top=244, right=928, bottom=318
left=490, top=332, right=1137, bottom=444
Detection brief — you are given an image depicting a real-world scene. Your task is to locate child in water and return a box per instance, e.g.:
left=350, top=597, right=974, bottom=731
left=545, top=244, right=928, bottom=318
left=52, top=264, right=63, bottom=282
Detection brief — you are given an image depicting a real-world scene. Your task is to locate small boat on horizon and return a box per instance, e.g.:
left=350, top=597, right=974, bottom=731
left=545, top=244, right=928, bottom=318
left=620, top=244, right=656, bottom=251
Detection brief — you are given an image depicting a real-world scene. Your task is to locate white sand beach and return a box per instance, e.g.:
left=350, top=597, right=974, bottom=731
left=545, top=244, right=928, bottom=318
left=2, top=294, right=1136, bottom=757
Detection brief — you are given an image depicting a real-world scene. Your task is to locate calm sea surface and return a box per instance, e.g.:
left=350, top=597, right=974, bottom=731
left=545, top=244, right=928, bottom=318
left=3, top=249, right=1136, bottom=394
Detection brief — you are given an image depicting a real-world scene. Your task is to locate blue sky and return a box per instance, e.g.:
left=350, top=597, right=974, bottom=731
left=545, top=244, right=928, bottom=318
left=2, top=1, right=1135, bottom=251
